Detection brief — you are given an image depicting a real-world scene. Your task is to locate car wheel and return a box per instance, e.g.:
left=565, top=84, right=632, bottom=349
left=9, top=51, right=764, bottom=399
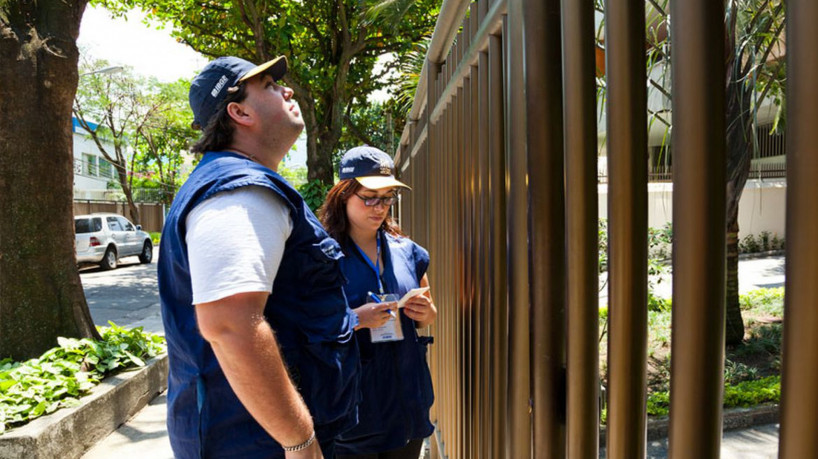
left=100, top=247, right=117, bottom=270
left=139, top=241, right=153, bottom=264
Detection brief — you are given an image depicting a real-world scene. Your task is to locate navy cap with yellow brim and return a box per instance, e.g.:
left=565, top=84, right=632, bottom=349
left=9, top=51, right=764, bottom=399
left=339, top=146, right=411, bottom=191
left=189, top=56, right=288, bottom=130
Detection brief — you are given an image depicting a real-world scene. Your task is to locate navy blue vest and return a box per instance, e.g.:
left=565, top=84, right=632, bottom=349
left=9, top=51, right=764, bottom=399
left=158, top=151, right=360, bottom=459
left=335, top=231, right=435, bottom=454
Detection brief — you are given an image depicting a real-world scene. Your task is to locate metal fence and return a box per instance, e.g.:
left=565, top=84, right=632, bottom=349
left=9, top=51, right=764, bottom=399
left=393, top=0, right=817, bottom=457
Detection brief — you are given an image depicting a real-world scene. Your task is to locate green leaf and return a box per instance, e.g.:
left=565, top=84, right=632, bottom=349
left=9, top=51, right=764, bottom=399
left=124, top=351, right=145, bottom=367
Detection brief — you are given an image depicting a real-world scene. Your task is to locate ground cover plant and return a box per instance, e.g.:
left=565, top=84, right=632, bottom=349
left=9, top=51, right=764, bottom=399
left=599, top=287, right=784, bottom=421
left=0, top=323, right=165, bottom=434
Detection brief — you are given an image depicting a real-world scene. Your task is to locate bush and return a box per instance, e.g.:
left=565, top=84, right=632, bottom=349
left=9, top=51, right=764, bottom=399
left=739, top=287, right=784, bottom=316
left=298, top=179, right=332, bottom=213
left=0, top=323, right=165, bottom=434
left=739, top=233, right=785, bottom=254
left=149, top=232, right=161, bottom=245
left=722, top=376, right=780, bottom=408
left=644, top=375, right=780, bottom=418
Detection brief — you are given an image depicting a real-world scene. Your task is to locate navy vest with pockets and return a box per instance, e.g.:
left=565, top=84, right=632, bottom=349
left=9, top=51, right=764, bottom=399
left=158, top=151, right=360, bottom=459
left=335, top=231, right=434, bottom=454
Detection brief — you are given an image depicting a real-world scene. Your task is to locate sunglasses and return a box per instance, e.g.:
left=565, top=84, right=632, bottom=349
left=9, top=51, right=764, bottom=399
left=354, top=193, right=398, bottom=207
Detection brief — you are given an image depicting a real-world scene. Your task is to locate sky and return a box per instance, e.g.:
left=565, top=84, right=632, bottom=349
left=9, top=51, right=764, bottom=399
left=77, top=6, right=309, bottom=168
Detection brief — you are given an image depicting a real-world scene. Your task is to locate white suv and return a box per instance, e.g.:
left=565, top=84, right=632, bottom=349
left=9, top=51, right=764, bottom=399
left=75, top=213, right=153, bottom=270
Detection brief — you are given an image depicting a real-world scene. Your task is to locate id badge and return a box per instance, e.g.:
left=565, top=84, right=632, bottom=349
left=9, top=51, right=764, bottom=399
left=369, top=293, right=404, bottom=343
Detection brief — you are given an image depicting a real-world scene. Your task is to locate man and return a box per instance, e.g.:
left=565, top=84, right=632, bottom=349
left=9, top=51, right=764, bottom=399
left=158, top=56, right=360, bottom=459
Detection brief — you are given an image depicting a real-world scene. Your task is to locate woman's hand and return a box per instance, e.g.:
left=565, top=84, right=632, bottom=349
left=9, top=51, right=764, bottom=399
left=402, top=293, right=437, bottom=327
left=354, top=302, right=397, bottom=330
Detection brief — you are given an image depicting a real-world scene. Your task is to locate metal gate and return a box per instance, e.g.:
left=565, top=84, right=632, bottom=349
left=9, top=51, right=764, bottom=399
left=393, top=0, right=817, bottom=457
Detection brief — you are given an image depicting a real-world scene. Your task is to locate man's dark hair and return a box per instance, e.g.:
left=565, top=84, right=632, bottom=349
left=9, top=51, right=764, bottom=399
left=190, top=84, right=248, bottom=154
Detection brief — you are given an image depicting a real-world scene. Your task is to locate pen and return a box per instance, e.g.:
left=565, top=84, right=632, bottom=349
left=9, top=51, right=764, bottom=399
left=368, top=292, right=397, bottom=319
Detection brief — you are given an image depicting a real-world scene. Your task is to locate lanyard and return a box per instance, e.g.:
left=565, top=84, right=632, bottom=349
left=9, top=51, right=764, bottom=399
left=354, top=234, right=384, bottom=294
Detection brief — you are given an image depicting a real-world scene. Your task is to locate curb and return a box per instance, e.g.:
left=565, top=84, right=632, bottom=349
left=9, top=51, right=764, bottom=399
left=600, top=403, right=779, bottom=444
left=0, top=354, right=168, bottom=459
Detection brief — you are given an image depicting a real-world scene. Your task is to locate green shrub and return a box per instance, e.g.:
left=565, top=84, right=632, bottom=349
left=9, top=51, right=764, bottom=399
left=740, top=234, right=761, bottom=254
left=739, top=233, right=785, bottom=254
left=723, top=376, right=780, bottom=408
left=149, top=232, right=161, bottom=245
left=647, top=391, right=671, bottom=416
left=735, top=323, right=783, bottom=357
left=0, top=323, right=165, bottom=434
left=648, top=309, right=673, bottom=345
left=739, top=287, right=784, bottom=316
left=724, top=359, right=759, bottom=385
left=298, top=179, right=332, bottom=213
left=645, top=375, right=780, bottom=418
left=648, top=292, right=672, bottom=313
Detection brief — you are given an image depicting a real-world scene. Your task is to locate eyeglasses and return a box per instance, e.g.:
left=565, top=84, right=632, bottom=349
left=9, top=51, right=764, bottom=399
left=355, top=193, right=398, bottom=207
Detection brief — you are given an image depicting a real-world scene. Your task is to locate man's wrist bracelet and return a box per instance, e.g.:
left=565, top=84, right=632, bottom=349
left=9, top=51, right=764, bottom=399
left=282, top=430, right=316, bottom=452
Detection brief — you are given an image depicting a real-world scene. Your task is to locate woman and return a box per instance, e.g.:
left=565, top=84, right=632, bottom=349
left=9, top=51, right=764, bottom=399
left=319, top=146, right=437, bottom=459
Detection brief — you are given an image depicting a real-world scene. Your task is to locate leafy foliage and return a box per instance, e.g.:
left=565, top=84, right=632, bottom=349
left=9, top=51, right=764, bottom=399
left=0, top=324, right=165, bottom=434
left=739, top=287, right=784, bottom=315
left=298, top=179, right=333, bottom=213
left=739, top=232, right=785, bottom=254
left=645, top=376, right=780, bottom=417
left=94, top=0, right=439, bottom=184
left=74, top=57, right=198, bottom=214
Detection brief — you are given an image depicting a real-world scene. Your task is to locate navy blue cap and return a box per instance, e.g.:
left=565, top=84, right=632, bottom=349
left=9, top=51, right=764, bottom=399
left=189, top=56, right=287, bottom=129
left=339, top=146, right=410, bottom=190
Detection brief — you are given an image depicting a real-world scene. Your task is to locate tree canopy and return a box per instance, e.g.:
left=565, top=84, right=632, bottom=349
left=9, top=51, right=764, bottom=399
left=74, top=58, right=198, bottom=214
left=95, top=0, right=439, bottom=185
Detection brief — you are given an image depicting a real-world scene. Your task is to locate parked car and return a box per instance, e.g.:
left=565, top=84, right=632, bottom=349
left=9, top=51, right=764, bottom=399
left=75, top=213, right=153, bottom=270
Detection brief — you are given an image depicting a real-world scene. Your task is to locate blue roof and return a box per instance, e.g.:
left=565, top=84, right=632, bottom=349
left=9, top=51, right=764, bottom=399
left=72, top=117, right=99, bottom=134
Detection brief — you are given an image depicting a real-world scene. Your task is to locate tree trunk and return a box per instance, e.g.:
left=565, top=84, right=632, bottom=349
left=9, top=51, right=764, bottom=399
left=301, top=100, right=335, bottom=186
left=118, top=168, right=141, bottom=225
left=725, top=225, right=745, bottom=344
left=723, top=47, right=753, bottom=346
left=0, top=0, right=100, bottom=361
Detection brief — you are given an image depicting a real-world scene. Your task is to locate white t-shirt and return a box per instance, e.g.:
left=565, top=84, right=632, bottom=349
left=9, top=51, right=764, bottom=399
left=186, top=186, right=294, bottom=305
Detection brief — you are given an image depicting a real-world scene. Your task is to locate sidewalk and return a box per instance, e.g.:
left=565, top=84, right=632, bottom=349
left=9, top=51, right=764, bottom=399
left=82, top=256, right=785, bottom=458
left=600, top=424, right=780, bottom=458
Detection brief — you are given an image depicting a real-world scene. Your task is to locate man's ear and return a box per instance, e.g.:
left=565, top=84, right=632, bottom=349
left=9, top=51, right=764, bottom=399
left=226, top=101, right=254, bottom=128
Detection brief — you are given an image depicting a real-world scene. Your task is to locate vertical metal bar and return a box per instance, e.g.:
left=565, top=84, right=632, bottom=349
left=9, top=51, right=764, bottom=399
left=469, top=64, right=481, bottom=459
left=562, top=0, right=600, bottom=454
left=523, top=0, right=567, bottom=456
left=458, top=79, right=470, bottom=459
left=488, top=31, right=508, bottom=459
left=780, top=0, right=818, bottom=455
left=604, top=0, right=648, bottom=455
left=504, top=2, right=532, bottom=457
left=667, top=0, right=727, bottom=456
left=478, top=49, right=490, bottom=459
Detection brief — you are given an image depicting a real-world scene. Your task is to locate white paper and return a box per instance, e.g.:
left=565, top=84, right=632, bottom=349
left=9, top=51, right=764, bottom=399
left=397, top=287, right=430, bottom=308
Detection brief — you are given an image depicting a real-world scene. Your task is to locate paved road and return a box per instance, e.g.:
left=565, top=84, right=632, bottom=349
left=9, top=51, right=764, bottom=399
left=80, top=247, right=163, bottom=334
left=600, top=255, right=785, bottom=305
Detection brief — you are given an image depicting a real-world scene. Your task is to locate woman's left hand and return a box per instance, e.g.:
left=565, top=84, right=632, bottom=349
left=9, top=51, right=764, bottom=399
left=402, top=292, right=437, bottom=327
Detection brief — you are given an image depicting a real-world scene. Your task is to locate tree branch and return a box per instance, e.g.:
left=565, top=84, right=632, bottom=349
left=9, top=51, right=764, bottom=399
left=344, top=113, right=377, bottom=147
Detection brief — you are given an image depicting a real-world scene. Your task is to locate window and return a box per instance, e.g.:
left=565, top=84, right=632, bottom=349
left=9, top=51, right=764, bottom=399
left=75, top=218, right=102, bottom=233
left=99, top=157, right=114, bottom=179
left=118, top=217, right=135, bottom=231
left=83, top=154, right=98, bottom=177
left=106, top=217, right=123, bottom=231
